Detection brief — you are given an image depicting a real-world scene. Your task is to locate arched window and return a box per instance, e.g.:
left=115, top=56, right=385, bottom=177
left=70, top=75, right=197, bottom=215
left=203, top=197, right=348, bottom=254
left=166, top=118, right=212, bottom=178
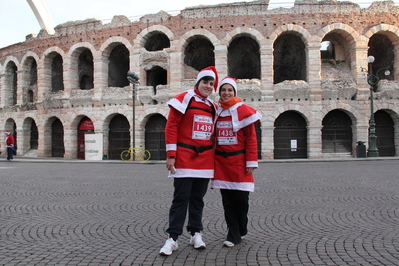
left=144, top=32, right=170, bottom=51
left=108, top=45, right=129, bottom=88
left=274, top=34, right=306, bottom=84
left=184, top=37, right=215, bottom=78
left=228, top=35, right=260, bottom=79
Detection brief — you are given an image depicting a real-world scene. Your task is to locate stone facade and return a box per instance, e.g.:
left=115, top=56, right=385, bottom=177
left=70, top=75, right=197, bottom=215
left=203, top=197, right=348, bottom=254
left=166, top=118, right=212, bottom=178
left=1, top=0, right=399, bottom=160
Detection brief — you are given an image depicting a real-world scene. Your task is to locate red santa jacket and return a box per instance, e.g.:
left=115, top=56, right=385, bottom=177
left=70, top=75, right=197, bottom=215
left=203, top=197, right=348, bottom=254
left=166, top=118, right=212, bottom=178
left=165, top=89, right=217, bottom=178
left=212, top=102, right=262, bottom=192
left=6, top=134, right=14, bottom=148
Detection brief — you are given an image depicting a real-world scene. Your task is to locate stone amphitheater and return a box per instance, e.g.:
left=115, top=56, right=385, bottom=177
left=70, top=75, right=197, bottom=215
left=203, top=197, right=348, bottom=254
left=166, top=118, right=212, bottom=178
left=0, top=0, right=398, bottom=160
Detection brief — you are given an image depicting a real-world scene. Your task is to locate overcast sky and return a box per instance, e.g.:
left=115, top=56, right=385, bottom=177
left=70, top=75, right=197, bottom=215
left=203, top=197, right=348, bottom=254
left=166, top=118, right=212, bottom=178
left=0, top=0, right=397, bottom=48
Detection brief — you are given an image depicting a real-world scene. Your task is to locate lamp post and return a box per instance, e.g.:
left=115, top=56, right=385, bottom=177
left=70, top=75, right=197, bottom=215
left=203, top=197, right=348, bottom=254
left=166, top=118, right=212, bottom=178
left=127, top=71, right=140, bottom=160
left=366, top=55, right=390, bottom=157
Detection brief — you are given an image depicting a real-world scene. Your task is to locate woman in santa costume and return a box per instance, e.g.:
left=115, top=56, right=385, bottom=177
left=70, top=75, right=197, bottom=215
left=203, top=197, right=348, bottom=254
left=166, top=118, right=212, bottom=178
left=160, top=66, right=218, bottom=256
left=211, top=77, right=262, bottom=247
left=5, top=130, right=15, bottom=161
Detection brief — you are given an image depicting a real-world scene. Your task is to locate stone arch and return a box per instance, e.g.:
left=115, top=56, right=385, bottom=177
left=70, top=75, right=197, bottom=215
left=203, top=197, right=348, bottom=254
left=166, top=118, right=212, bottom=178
left=42, top=47, right=66, bottom=93
left=271, top=25, right=311, bottom=84
left=135, top=25, right=174, bottom=49
left=222, top=27, right=265, bottom=80
left=105, top=113, right=130, bottom=159
left=21, top=51, right=40, bottom=66
left=179, top=29, right=219, bottom=50
left=21, top=52, right=40, bottom=104
left=318, top=24, right=359, bottom=94
left=364, top=24, right=399, bottom=42
left=68, top=43, right=97, bottom=91
left=99, top=37, right=133, bottom=58
left=178, top=30, right=218, bottom=79
left=274, top=110, right=308, bottom=159
left=319, top=103, right=360, bottom=125
left=3, top=59, right=19, bottom=106
left=269, top=24, right=312, bottom=46
left=222, top=27, right=267, bottom=47
left=21, top=116, right=39, bottom=154
left=98, top=38, right=131, bottom=88
left=143, top=113, right=167, bottom=160
left=365, top=24, right=399, bottom=81
left=3, top=56, right=20, bottom=68
left=41, top=116, right=65, bottom=157
left=321, top=109, right=354, bottom=154
left=137, top=106, right=169, bottom=129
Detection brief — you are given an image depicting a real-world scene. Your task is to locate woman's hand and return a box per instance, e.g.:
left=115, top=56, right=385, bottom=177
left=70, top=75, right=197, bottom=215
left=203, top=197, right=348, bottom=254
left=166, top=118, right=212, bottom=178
left=166, top=158, right=176, bottom=172
left=246, top=167, right=256, bottom=175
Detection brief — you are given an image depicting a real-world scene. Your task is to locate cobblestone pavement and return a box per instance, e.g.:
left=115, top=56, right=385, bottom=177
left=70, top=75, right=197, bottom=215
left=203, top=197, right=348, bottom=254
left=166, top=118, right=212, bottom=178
left=0, top=159, right=399, bottom=265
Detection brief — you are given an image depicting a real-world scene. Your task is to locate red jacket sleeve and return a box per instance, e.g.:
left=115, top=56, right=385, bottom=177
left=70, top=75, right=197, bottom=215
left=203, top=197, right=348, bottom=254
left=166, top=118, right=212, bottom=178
left=165, top=107, right=184, bottom=158
left=243, top=123, right=258, bottom=164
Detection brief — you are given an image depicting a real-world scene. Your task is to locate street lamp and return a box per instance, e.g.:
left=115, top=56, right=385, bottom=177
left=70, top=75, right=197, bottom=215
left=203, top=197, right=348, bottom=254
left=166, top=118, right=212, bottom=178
left=127, top=71, right=140, bottom=160
left=366, top=55, right=390, bottom=157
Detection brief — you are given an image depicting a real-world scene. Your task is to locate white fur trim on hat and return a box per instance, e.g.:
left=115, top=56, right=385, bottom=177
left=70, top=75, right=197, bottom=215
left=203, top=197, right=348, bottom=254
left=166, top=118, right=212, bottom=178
left=197, top=70, right=216, bottom=82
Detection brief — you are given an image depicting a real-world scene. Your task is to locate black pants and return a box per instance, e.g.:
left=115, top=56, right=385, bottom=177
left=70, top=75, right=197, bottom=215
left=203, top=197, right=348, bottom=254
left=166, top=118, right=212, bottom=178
left=166, top=178, right=209, bottom=240
left=221, top=189, right=250, bottom=244
left=6, top=147, right=13, bottom=160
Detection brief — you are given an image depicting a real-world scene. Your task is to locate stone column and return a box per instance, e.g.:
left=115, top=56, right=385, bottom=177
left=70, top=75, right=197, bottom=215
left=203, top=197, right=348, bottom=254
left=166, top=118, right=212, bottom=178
left=169, top=41, right=183, bottom=95
left=261, top=126, right=274, bottom=159
left=16, top=70, right=28, bottom=105
left=215, top=44, right=227, bottom=79
left=307, top=45, right=322, bottom=101
left=308, top=125, right=322, bottom=159
left=36, top=64, right=49, bottom=102
left=18, top=123, right=30, bottom=156
left=37, top=124, right=51, bottom=158
left=353, top=46, right=370, bottom=101
left=93, top=58, right=108, bottom=105
left=63, top=129, right=77, bottom=159
left=261, top=47, right=274, bottom=102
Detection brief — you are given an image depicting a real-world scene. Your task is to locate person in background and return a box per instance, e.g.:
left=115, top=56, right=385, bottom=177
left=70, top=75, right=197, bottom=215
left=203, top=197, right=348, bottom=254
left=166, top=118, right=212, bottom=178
left=160, top=66, right=218, bottom=256
left=211, top=77, right=262, bottom=247
left=5, top=130, right=15, bottom=161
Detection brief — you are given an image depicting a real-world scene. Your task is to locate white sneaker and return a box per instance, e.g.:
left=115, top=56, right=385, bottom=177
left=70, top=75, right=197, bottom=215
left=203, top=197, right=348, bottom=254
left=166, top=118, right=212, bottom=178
left=159, top=238, right=178, bottom=256
left=190, top=232, right=206, bottom=249
left=223, top=240, right=235, bottom=247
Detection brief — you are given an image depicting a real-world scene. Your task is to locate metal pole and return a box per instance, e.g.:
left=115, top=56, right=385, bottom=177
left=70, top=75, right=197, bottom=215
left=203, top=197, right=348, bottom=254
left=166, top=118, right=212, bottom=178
left=132, top=83, right=136, bottom=161
left=367, top=59, right=379, bottom=157
left=367, top=86, right=378, bottom=157
left=127, top=71, right=139, bottom=161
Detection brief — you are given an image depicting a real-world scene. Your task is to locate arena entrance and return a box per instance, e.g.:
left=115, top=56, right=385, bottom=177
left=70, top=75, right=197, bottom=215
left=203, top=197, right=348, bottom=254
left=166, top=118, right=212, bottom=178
left=274, top=111, right=307, bottom=159
left=375, top=110, right=395, bottom=156
left=145, top=114, right=166, bottom=160
left=77, top=117, right=95, bottom=159
left=52, top=119, right=64, bottom=157
left=322, top=110, right=352, bottom=154
left=108, top=115, right=130, bottom=160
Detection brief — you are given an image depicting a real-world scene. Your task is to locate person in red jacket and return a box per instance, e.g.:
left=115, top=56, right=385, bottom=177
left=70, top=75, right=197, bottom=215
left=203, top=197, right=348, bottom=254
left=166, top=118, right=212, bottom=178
left=211, top=77, right=262, bottom=247
left=5, top=130, right=15, bottom=161
left=160, top=66, right=218, bottom=256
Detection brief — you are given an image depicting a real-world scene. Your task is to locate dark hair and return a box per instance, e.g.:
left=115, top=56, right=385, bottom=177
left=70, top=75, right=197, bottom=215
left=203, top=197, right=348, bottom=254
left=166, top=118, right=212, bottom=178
left=194, top=76, right=215, bottom=89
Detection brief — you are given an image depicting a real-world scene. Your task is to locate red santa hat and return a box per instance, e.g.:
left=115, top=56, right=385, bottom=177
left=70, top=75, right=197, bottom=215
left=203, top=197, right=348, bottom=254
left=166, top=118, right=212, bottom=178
left=196, top=66, right=218, bottom=91
left=5, top=130, right=10, bottom=135
left=219, top=76, right=237, bottom=95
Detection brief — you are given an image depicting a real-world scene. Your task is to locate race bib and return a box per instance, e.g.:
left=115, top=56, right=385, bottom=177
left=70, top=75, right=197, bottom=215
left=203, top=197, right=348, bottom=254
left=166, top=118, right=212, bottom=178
left=192, top=115, right=213, bottom=140
left=216, top=121, right=237, bottom=145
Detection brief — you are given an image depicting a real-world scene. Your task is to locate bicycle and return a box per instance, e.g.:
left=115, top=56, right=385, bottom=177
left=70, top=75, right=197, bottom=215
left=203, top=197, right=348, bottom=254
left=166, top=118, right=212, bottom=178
left=120, top=144, right=151, bottom=161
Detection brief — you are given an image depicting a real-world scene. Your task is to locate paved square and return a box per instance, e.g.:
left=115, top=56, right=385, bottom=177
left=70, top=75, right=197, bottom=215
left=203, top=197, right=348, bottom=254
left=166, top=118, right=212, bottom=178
left=0, top=159, right=398, bottom=265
